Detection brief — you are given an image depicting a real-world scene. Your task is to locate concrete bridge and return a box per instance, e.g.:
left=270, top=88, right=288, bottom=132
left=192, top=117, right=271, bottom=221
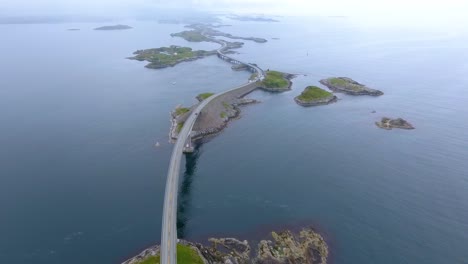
left=159, top=41, right=264, bottom=264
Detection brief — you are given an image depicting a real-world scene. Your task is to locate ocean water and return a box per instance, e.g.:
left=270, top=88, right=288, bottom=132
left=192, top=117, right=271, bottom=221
left=1, top=18, right=467, bottom=264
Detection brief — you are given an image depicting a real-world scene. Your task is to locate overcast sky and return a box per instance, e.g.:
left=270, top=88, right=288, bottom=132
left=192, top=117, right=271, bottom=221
left=2, top=0, right=468, bottom=24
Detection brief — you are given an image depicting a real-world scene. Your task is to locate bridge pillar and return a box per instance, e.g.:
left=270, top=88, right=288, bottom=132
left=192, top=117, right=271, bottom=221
left=183, top=133, right=194, bottom=153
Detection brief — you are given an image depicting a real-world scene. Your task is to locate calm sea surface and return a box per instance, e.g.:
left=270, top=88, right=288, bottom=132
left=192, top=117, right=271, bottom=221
left=1, top=18, right=467, bottom=264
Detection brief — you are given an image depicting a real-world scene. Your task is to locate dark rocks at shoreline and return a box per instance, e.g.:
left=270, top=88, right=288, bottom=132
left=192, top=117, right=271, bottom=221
left=94, top=24, right=132, bottom=30
left=376, top=117, right=414, bottom=130
left=320, top=77, right=383, bottom=96
left=294, top=95, right=337, bottom=107
left=121, top=227, right=328, bottom=264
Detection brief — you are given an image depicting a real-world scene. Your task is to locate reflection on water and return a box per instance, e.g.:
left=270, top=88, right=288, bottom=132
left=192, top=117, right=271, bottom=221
left=177, top=143, right=201, bottom=238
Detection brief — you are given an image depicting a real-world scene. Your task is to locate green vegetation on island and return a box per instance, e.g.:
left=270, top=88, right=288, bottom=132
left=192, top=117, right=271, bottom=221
left=262, top=70, right=290, bottom=89
left=197, top=92, right=214, bottom=101
left=129, top=45, right=215, bottom=69
left=94, top=24, right=132, bottom=30
left=320, top=77, right=383, bottom=96
left=170, top=30, right=210, bottom=42
left=136, top=244, right=203, bottom=264
left=174, top=107, right=190, bottom=116
left=176, top=122, right=185, bottom=133
left=294, top=86, right=337, bottom=107
left=297, top=86, right=333, bottom=101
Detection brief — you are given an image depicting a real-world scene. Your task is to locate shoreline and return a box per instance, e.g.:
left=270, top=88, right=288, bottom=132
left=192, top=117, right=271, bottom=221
left=122, top=227, right=329, bottom=264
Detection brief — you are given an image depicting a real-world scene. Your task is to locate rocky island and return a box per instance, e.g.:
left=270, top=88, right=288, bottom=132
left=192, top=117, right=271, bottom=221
left=128, top=45, right=215, bottom=69
left=122, top=227, right=328, bottom=264
left=320, top=77, right=383, bottom=96
left=376, top=117, right=415, bottom=130
left=94, top=24, right=132, bottom=30
left=294, top=86, right=337, bottom=107
left=260, top=70, right=294, bottom=92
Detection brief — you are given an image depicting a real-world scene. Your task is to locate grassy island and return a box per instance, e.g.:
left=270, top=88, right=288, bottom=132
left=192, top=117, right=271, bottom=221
left=294, top=86, right=337, bottom=107
left=129, top=45, right=215, bottom=69
left=197, top=92, right=214, bottom=101
left=170, top=30, right=210, bottom=42
left=136, top=244, right=204, bottom=264
left=297, top=86, right=333, bottom=101
left=262, top=71, right=289, bottom=89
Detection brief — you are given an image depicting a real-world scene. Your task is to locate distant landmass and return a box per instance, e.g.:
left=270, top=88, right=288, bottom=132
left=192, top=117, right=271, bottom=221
left=227, top=15, right=279, bottom=22
left=94, top=24, right=132, bottom=30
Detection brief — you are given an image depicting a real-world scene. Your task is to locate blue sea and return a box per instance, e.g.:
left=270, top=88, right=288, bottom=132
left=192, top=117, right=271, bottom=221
left=1, top=17, right=467, bottom=263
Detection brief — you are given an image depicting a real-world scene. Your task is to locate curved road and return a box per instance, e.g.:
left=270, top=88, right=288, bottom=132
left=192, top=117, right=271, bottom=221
left=160, top=41, right=263, bottom=264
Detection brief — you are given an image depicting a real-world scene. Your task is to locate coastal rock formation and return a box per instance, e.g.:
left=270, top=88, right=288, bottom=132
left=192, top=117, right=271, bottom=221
left=294, top=86, right=337, bottom=107
left=376, top=117, right=415, bottom=130
left=256, top=228, right=328, bottom=264
left=320, top=77, right=383, bottom=96
left=122, top=227, right=328, bottom=264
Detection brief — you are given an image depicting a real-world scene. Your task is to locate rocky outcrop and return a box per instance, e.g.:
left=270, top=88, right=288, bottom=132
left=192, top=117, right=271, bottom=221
left=122, top=228, right=328, bottom=264
left=294, top=95, right=337, bottom=107
left=320, top=77, right=383, bottom=96
left=376, top=117, right=414, bottom=130
left=256, top=228, right=328, bottom=264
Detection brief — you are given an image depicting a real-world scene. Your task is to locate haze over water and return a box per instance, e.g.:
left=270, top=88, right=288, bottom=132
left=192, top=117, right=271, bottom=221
left=1, top=17, right=467, bottom=264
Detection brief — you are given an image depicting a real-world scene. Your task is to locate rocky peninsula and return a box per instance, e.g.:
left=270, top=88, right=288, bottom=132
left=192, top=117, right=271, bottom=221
left=294, top=86, right=337, bottom=107
left=376, top=117, right=414, bottom=130
left=94, top=24, right=132, bottom=30
left=320, top=77, right=383, bottom=96
left=122, top=227, right=328, bottom=264
left=169, top=69, right=293, bottom=142
left=169, top=82, right=260, bottom=142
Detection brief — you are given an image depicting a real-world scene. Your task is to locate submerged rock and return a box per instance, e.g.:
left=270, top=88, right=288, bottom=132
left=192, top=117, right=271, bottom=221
left=376, top=117, right=414, bottom=130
